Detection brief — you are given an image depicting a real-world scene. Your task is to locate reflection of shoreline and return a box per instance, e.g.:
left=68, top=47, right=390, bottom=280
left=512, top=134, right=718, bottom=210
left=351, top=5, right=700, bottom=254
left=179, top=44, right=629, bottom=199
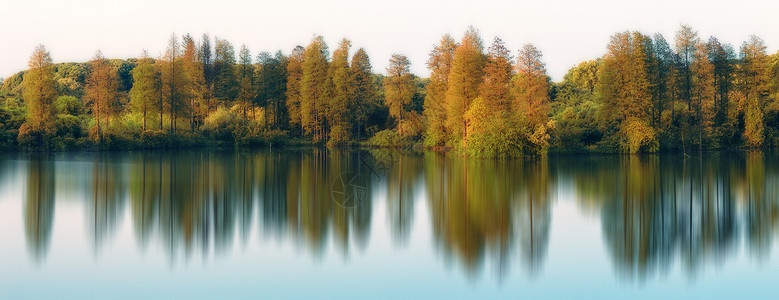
left=17, top=150, right=779, bottom=282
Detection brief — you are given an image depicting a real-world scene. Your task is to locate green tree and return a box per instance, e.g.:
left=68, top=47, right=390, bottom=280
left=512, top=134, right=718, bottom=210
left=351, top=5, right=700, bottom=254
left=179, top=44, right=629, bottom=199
left=130, top=50, right=158, bottom=131
left=236, top=44, right=255, bottom=118
left=256, top=51, right=288, bottom=128
left=384, top=54, right=415, bottom=135
left=349, top=48, right=376, bottom=141
left=740, top=35, right=769, bottom=147
left=286, top=46, right=305, bottom=135
left=214, top=38, right=238, bottom=107
left=85, top=50, right=119, bottom=141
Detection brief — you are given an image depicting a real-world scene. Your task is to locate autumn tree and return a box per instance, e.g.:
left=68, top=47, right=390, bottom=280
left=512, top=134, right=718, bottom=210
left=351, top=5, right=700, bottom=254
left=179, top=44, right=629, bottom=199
left=20, top=45, right=57, bottom=147
left=384, top=54, right=415, bottom=135
left=597, top=31, right=656, bottom=153
left=423, top=34, right=457, bottom=147
left=182, top=34, right=205, bottom=130
left=480, top=37, right=513, bottom=113
left=85, top=50, right=119, bottom=141
left=300, top=36, right=329, bottom=142
left=328, top=39, right=352, bottom=145
left=446, top=27, right=485, bottom=141
left=130, top=50, right=158, bottom=131
left=350, top=47, right=376, bottom=141
left=286, top=46, right=305, bottom=135
left=160, top=34, right=191, bottom=133
left=513, top=43, right=550, bottom=128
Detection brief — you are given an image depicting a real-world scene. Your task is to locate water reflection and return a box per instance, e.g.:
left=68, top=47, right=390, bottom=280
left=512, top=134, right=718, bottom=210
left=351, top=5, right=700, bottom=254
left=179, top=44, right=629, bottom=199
left=13, top=149, right=779, bottom=282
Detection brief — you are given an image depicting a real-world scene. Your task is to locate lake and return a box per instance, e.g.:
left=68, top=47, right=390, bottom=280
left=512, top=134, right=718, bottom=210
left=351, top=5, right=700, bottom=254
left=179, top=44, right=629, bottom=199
left=1, top=149, right=777, bottom=298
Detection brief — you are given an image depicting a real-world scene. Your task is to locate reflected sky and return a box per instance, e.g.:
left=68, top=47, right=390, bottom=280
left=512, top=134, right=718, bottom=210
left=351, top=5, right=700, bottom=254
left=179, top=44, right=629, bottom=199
left=1, top=150, right=778, bottom=298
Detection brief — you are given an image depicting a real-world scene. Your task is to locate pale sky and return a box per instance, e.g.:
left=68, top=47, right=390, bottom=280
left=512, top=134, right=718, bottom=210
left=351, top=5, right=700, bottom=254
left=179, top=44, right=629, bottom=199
left=1, top=0, right=778, bottom=82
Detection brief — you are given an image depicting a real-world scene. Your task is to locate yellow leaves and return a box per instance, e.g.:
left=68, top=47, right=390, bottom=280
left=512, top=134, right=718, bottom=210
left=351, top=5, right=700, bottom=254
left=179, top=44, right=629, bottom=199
left=623, top=118, right=658, bottom=154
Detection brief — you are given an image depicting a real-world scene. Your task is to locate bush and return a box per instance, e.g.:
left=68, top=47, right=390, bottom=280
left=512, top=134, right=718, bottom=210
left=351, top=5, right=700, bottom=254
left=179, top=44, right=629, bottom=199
left=17, top=123, right=54, bottom=150
left=55, top=114, right=84, bottom=139
left=367, top=129, right=415, bottom=148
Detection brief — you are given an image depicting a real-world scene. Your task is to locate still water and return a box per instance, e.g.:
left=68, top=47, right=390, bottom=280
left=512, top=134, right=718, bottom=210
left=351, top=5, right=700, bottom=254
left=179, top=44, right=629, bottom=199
left=1, top=149, right=778, bottom=299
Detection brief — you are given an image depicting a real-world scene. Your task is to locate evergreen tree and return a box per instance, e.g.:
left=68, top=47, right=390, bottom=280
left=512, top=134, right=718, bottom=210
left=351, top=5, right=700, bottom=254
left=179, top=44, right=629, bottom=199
left=740, top=35, right=770, bottom=147
left=350, top=47, right=376, bottom=141
left=214, top=38, right=238, bottom=107
left=286, top=46, right=305, bottom=135
left=236, top=44, right=255, bottom=118
left=256, top=51, right=288, bottom=128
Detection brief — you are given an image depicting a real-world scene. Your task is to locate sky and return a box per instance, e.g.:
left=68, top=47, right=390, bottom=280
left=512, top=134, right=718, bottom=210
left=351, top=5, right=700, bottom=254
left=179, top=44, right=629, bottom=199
left=1, top=0, right=778, bottom=82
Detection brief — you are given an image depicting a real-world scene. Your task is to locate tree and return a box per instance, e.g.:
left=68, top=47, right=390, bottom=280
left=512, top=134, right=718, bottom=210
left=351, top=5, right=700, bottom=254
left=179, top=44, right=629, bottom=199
left=286, top=46, right=305, bottom=135
left=85, top=50, right=119, bottom=141
left=160, top=34, right=191, bottom=133
left=350, top=47, right=376, bottom=141
left=446, top=27, right=485, bottom=141
left=514, top=43, right=550, bottom=128
left=182, top=34, right=205, bottom=130
left=214, top=38, right=238, bottom=107
left=597, top=31, right=656, bottom=153
left=256, top=51, right=288, bottom=128
left=423, top=34, right=457, bottom=147
left=20, top=45, right=57, bottom=147
left=129, top=51, right=158, bottom=131
left=480, top=37, right=513, bottom=112
left=300, top=36, right=329, bottom=142
left=740, top=35, right=770, bottom=147
left=384, top=54, right=415, bottom=135
left=200, top=34, right=216, bottom=113
left=328, top=39, right=352, bottom=145
left=236, top=44, right=255, bottom=118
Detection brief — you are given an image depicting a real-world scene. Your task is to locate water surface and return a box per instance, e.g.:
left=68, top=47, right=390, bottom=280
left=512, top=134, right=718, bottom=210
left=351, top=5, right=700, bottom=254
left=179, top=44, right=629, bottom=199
left=1, top=149, right=778, bottom=298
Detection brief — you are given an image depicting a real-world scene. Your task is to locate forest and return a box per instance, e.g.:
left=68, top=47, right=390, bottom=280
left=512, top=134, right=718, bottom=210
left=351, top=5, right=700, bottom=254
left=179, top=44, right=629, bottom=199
left=1, top=25, right=779, bottom=156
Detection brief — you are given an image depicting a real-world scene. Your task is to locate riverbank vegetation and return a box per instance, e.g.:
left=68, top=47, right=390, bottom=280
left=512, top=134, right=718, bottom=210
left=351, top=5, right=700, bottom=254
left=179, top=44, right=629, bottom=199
left=2, top=25, right=779, bottom=156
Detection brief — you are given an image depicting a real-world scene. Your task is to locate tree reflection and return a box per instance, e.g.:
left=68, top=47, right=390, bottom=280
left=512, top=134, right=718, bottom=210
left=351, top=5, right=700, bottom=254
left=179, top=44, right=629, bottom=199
left=16, top=149, right=779, bottom=283
left=24, top=154, right=55, bottom=263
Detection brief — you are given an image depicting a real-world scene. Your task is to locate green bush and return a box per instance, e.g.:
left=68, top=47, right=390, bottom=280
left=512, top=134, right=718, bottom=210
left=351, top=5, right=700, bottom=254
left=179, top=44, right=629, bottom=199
left=367, top=129, right=415, bottom=148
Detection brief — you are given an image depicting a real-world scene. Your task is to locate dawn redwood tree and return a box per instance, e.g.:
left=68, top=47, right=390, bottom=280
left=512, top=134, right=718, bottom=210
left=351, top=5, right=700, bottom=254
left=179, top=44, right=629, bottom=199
left=384, top=53, right=415, bottom=135
left=129, top=50, right=158, bottom=131
left=85, top=50, right=119, bottom=141
left=446, top=27, right=485, bottom=141
left=423, top=34, right=457, bottom=147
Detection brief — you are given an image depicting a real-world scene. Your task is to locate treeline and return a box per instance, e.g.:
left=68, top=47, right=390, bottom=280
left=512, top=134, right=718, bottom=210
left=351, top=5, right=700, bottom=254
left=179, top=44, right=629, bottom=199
left=2, top=25, right=779, bottom=155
